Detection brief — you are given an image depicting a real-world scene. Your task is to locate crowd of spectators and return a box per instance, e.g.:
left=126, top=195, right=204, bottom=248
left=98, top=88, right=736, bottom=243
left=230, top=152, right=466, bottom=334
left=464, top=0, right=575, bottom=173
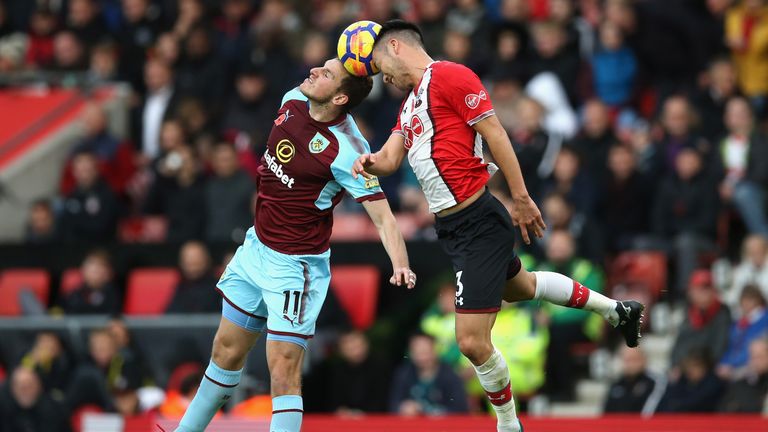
left=1, top=0, right=768, bottom=427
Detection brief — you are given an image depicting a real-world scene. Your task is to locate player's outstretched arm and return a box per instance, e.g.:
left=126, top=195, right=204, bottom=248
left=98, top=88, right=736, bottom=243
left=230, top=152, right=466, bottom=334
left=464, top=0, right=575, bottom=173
left=362, top=198, right=416, bottom=289
left=473, top=115, right=547, bottom=245
left=352, top=133, right=407, bottom=178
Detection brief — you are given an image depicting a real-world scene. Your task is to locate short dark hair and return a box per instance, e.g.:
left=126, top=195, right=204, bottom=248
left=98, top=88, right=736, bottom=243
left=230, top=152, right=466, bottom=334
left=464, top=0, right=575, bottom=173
left=373, top=19, right=425, bottom=50
left=338, top=74, right=373, bottom=112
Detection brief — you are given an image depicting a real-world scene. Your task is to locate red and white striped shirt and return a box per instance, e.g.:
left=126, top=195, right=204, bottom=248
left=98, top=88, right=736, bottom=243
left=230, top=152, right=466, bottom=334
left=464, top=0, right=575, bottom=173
left=392, top=61, right=498, bottom=213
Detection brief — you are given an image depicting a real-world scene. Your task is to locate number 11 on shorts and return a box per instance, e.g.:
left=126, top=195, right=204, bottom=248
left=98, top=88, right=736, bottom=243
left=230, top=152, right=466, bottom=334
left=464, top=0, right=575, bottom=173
left=282, top=290, right=303, bottom=326
left=455, top=271, right=464, bottom=306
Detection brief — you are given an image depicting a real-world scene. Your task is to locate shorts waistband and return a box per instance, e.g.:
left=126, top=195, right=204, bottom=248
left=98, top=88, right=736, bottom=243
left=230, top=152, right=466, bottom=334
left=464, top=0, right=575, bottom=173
left=435, top=188, right=492, bottom=224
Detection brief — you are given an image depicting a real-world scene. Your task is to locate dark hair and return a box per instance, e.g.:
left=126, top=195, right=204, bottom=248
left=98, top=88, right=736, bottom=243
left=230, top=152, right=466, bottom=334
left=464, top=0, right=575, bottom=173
left=741, top=284, right=767, bottom=307
left=374, top=19, right=425, bottom=50
left=338, top=73, right=373, bottom=112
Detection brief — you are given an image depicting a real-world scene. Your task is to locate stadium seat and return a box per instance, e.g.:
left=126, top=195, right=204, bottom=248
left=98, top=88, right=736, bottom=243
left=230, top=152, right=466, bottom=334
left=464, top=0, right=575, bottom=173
left=124, top=268, right=180, bottom=315
left=60, top=268, right=83, bottom=297
left=330, top=213, right=380, bottom=241
left=0, top=269, right=50, bottom=315
left=330, top=265, right=380, bottom=330
left=608, top=251, right=667, bottom=301
left=70, top=404, right=103, bottom=432
left=118, top=216, right=168, bottom=243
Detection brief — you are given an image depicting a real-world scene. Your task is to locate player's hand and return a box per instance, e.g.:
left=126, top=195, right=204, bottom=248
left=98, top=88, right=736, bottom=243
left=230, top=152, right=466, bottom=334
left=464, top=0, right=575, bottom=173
left=351, top=153, right=377, bottom=179
left=510, top=195, right=546, bottom=245
left=390, top=267, right=416, bottom=289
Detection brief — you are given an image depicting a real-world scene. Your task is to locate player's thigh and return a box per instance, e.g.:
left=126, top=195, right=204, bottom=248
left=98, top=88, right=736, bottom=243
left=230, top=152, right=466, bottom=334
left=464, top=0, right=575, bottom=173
left=212, top=316, right=262, bottom=370
left=262, top=253, right=331, bottom=344
left=503, top=265, right=536, bottom=302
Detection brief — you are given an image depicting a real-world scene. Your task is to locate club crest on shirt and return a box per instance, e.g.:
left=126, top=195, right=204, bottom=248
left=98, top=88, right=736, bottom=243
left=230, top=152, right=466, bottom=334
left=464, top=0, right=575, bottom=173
left=465, top=90, right=487, bottom=109
left=410, top=115, right=424, bottom=136
left=274, top=109, right=293, bottom=126
left=308, top=132, right=331, bottom=154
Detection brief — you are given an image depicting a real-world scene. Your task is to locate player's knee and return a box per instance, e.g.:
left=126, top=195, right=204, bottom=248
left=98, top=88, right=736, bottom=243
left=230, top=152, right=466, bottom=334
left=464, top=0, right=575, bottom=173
left=456, top=333, right=492, bottom=365
left=212, top=333, right=247, bottom=370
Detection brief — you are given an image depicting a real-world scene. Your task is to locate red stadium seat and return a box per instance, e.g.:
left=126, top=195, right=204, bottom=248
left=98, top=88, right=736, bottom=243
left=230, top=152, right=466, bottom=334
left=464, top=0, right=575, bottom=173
left=609, top=251, right=667, bottom=301
left=330, top=265, right=380, bottom=330
left=70, top=404, right=103, bottom=432
left=60, top=268, right=83, bottom=297
left=0, top=269, right=50, bottom=315
left=330, top=213, right=380, bottom=241
left=124, top=268, right=180, bottom=315
left=166, top=361, right=204, bottom=392
left=118, top=216, right=168, bottom=243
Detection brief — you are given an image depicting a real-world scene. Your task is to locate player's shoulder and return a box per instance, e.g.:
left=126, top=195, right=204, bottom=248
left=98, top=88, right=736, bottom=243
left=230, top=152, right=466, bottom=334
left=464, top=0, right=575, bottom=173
left=281, top=87, right=308, bottom=107
left=328, top=115, right=371, bottom=158
left=431, top=61, right=479, bottom=81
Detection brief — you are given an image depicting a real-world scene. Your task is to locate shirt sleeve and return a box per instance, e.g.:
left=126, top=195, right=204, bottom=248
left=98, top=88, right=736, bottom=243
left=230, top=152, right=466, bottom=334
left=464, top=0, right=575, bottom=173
left=436, top=63, right=495, bottom=126
left=330, top=130, right=386, bottom=203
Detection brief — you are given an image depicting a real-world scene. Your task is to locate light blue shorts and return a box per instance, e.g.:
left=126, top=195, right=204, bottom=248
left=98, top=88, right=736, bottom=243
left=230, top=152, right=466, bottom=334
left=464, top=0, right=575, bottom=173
left=217, top=227, right=331, bottom=349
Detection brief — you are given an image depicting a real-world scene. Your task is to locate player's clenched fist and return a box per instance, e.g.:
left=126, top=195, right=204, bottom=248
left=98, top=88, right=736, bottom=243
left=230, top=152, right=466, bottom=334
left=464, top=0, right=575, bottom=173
left=390, top=267, right=417, bottom=289
left=351, top=153, right=377, bottom=179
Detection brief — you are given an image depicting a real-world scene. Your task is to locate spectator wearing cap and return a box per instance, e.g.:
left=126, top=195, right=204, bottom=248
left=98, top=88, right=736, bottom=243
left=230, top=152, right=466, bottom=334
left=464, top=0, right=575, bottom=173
left=670, top=270, right=732, bottom=374
left=717, top=286, right=768, bottom=379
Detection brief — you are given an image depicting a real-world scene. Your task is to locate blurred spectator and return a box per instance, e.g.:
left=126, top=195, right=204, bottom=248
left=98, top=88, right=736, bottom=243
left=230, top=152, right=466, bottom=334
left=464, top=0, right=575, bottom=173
left=107, top=316, right=150, bottom=385
left=540, top=145, right=597, bottom=218
left=445, top=0, right=491, bottom=72
left=165, top=241, right=220, bottom=313
left=569, top=99, right=616, bottom=183
left=488, top=23, right=528, bottom=84
left=525, top=71, right=579, bottom=139
left=617, top=111, right=659, bottom=180
left=718, top=338, right=768, bottom=412
left=529, top=20, right=581, bottom=106
left=717, top=286, right=768, bottom=379
left=540, top=193, right=603, bottom=263
left=160, top=371, right=212, bottom=419
left=537, top=229, right=605, bottom=400
left=421, top=282, right=463, bottom=367
left=24, top=7, right=58, bottom=68
left=651, top=148, right=718, bottom=296
left=0, top=1, right=13, bottom=38
left=389, top=333, right=468, bottom=415
left=67, top=328, right=142, bottom=411
left=65, top=0, right=109, bottom=47
left=658, top=348, right=724, bottom=412
left=60, top=102, right=135, bottom=197
left=175, top=25, right=226, bottom=108
left=442, top=29, right=473, bottom=69
left=19, top=332, right=72, bottom=400
left=725, top=0, right=768, bottom=115
left=204, top=143, right=255, bottom=243
left=219, top=62, right=274, bottom=151
left=60, top=249, right=120, bottom=315
left=144, top=145, right=206, bottom=242
left=136, top=57, right=177, bottom=159
left=596, top=144, right=653, bottom=253
left=509, top=96, right=550, bottom=198
left=325, top=330, right=390, bottom=414
left=691, top=58, right=740, bottom=143
left=214, top=0, right=253, bottom=71
left=590, top=20, right=637, bottom=108
left=116, top=0, right=163, bottom=89
left=670, top=270, right=732, bottom=373
left=0, top=366, right=70, bottom=432
left=603, top=346, right=658, bottom=413
left=715, top=96, right=768, bottom=237
left=724, top=234, right=768, bottom=312
left=51, top=30, right=87, bottom=72
left=172, top=0, right=206, bottom=40
left=415, top=0, right=447, bottom=57
left=153, top=32, right=180, bottom=67
left=655, top=96, right=712, bottom=177
left=87, top=41, right=119, bottom=84
left=25, top=199, right=58, bottom=244
left=58, top=152, right=119, bottom=243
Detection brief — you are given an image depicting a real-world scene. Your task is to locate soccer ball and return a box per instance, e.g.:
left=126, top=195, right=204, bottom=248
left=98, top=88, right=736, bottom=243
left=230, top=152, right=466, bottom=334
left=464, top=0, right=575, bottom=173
left=337, top=20, right=381, bottom=77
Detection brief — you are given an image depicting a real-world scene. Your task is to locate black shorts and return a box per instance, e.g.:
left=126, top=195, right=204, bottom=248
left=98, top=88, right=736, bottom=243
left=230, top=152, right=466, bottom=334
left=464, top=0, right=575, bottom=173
left=434, top=189, right=522, bottom=313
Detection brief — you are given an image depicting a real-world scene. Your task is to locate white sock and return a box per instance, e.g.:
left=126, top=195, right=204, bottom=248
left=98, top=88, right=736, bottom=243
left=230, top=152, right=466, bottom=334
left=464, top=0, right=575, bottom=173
left=473, top=349, right=520, bottom=432
left=532, top=271, right=619, bottom=325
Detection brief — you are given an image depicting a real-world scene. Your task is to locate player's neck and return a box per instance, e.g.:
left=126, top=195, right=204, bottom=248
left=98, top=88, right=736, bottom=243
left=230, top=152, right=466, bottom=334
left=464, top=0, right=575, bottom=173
left=407, top=52, right=434, bottom=88
left=308, top=100, right=342, bottom=123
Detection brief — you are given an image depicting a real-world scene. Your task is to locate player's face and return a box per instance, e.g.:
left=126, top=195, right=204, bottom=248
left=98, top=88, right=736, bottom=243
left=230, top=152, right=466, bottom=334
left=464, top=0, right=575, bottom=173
left=299, top=58, right=345, bottom=103
left=373, top=44, right=412, bottom=92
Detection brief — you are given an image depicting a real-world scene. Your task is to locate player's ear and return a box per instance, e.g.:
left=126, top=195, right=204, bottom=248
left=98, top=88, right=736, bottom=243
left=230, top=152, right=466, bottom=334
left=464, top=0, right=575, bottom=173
left=332, top=92, right=349, bottom=108
left=389, top=38, right=399, bottom=55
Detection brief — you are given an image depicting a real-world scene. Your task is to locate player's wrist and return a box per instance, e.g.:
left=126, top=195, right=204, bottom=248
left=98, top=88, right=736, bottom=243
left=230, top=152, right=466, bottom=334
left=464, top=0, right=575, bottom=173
left=511, top=192, right=530, bottom=201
